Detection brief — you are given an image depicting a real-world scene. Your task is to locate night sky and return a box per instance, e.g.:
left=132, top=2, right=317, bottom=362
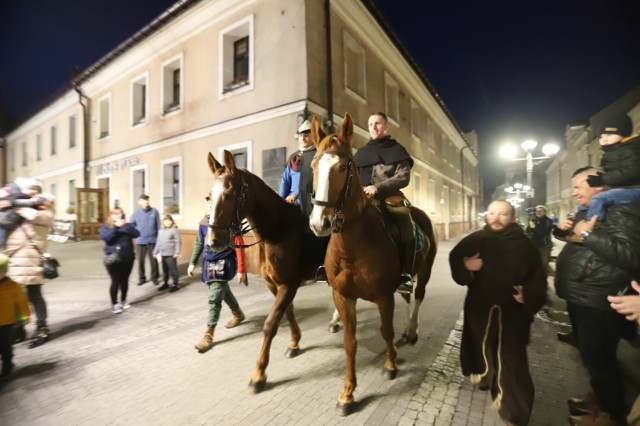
left=2, top=0, right=640, bottom=196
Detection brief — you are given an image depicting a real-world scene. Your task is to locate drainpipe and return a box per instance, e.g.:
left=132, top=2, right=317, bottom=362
left=324, top=0, right=334, bottom=133
left=73, top=85, right=91, bottom=188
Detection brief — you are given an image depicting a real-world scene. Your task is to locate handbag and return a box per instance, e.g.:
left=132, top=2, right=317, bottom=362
left=103, top=246, right=122, bottom=266
left=21, top=226, right=60, bottom=280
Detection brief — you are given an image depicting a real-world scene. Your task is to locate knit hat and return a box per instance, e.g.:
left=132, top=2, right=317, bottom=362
left=0, top=253, right=9, bottom=274
left=600, top=114, right=633, bottom=137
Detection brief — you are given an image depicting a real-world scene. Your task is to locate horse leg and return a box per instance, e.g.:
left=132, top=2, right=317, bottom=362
left=328, top=308, right=343, bottom=333
left=377, top=295, right=398, bottom=380
left=283, top=302, right=302, bottom=358
left=333, top=291, right=357, bottom=416
left=249, top=284, right=299, bottom=393
left=402, top=297, right=422, bottom=345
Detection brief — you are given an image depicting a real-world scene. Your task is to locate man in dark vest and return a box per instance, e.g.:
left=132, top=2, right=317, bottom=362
left=354, top=112, right=415, bottom=294
left=279, top=119, right=316, bottom=218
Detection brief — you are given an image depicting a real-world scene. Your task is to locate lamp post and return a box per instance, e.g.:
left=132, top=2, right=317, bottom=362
left=500, top=139, right=560, bottom=204
left=504, top=183, right=529, bottom=219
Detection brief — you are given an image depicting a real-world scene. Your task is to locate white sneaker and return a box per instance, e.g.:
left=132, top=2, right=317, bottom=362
left=121, top=301, right=131, bottom=310
left=112, top=303, right=123, bottom=314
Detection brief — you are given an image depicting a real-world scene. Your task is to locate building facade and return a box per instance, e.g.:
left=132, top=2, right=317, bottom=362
left=2, top=0, right=480, bottom=249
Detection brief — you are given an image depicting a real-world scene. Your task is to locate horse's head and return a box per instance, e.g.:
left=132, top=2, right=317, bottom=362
left=206, top=151, right=246, bottom=251
left=309, top=113, right=358, bottom=236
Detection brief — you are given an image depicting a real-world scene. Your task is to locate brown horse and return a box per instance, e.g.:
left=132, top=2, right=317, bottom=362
left=309, top=113, right=437, bottom=415
left=205, top=151, right=326, bottom=391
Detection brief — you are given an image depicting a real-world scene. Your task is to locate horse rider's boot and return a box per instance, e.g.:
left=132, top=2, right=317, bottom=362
left=396, top=238, right=416, bottom=294
left=194, top=326, right=215, bottom=353
left=224, top=309, right=246, bottom=328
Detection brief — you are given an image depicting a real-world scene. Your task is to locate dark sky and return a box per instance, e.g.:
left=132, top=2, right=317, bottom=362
left=2, top=1, right=640, bottom=195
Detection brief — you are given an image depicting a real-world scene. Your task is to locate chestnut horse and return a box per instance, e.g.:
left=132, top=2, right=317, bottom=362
left=205, top=151, right=326, bottom=391
left=309, top=113, right=437, bottom=415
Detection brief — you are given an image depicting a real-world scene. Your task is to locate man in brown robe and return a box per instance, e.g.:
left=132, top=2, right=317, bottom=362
left=449, top=199, right=547, bottom=425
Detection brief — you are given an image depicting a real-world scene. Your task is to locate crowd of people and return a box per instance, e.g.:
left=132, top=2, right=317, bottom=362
left=2, top=112, right=640, bottom=426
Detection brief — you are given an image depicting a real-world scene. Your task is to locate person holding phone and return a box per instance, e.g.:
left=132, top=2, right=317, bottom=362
left=100, top=208, right=140, bottom=314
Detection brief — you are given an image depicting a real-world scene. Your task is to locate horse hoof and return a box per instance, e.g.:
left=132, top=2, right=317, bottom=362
left=403, top=333, right=418, bottom=345
left=285, top=347, right=301, bottom=358
left=383, top=368, right=397, bottom=380
left=336, top=401, right=354, bottom=416
left=249, top=378, right=266, bottom=393
left=328, top=323, right=342, bottom=333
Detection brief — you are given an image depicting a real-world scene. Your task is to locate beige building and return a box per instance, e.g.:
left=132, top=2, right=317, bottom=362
left=2, top=0, right=479, bottom=249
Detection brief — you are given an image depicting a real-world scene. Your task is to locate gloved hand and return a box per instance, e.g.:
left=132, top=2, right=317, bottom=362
left=586, top=172, right=605, bottom=187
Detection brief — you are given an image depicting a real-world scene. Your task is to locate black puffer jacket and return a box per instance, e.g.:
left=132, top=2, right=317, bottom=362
left=600, top=134, right=640, bottom=187
left=554, top=203, right=640, bottom=311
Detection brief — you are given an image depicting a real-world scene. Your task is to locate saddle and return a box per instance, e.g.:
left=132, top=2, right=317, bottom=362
left=376, top=196, right=424, bottom=254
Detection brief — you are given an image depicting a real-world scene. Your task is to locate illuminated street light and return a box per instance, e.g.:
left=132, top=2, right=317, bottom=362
left=500, top=139, right=560, bottom=196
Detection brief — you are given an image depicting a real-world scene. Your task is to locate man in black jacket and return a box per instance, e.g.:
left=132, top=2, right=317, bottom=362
left=526, top=205, right=554, bottom=274
left=554, top=167, right=638, bottom=426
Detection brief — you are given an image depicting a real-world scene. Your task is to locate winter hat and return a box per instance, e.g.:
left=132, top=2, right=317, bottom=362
left=600, top=114, right=633, bottom=137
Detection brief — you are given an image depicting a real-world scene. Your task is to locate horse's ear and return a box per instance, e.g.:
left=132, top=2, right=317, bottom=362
left=337, top=113, right=353, bottom=144
left=208, top=152, right=222, bottom=174
left=223, top=150, right=238, bottom=176
left=311, top=116, right=326, bottom=146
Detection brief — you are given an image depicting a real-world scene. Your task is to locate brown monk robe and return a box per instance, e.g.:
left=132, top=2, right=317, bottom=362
left=449, top=200, right=547, bottom=425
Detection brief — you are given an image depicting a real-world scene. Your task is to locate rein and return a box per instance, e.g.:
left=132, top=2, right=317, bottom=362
left=311, top=149, right=366, bottom=233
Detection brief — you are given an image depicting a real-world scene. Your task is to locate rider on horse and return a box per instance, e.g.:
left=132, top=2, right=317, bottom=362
left=354, top=112, right=415, bottom=294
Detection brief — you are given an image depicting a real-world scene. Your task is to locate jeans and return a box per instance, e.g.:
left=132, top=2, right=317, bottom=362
left=567, top=302, right=634, bottom=419
left=206, top=281, right=240, bottom=328
left=26, top=285, right=47, bottom=329
left=137, top=244, right=159, bottom=283
left=586, top=187, right=640, bottom=220
left=107, top=258, right=134, bottom=305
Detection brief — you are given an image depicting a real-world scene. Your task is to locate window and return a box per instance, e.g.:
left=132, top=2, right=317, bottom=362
left=384, top=73, right=399, bottom=124
left=51, top=125, right=57, bottom=155
left=427, top=118, right=435, bottom=149
left=428, top=179, right=436, bottom=214
left=343, top=32, right=366, bottom=100
left=69, top=179, right=76, bottom=209
left=69, top=115, right=77, bottom=148
left=162, top=158, right=181, bottom=216
left=21, top=141, right=27, bottom=167
left=99, top=94, right=111, bottom=138
left=218, top=141, right=252, bottom=172
left=50, top=183, right=57, bottom=198
left=220, top=16, right=253, bottom=95
left=36, top=134, right=42, bottom=161
left=131, top=166, right=147, bottom=203
left=9, top=148, right=15, bottom=171
left=130, top=73, right=148, bottom=126
left=412, top=173, right=421, bottom=207
left=162, top=54, right=183, bottom=114
left=410, top=99, right=420, bottom=139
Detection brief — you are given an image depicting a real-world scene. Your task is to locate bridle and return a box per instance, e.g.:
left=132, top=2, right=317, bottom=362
left=311, top=149, right=359, bottom=233
left=207, top=172, right=261, bottom=248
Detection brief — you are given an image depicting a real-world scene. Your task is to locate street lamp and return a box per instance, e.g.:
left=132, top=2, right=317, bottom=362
left=504, top=183, right=530, bottom=219
left=500, top=139, right=560, bottom=198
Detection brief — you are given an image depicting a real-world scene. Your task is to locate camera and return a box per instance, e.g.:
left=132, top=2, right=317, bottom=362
left=525, top=207, right=536, bottom=222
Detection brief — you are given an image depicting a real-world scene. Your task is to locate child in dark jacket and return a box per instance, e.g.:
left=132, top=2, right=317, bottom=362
left=153, top=215, right=181, bottom=292
left=584, top=113, right=640, bottom=222
left=0, top=253, right=30, bottom=379
left=188, top=212, right=247, bottom=353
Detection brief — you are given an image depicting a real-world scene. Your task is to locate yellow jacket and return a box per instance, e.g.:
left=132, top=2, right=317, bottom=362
left=0, top=276, right=30, bottom=326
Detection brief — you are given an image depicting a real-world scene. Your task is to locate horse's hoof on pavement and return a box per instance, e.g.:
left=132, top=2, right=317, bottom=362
left=249, top=378, right=266, bottom=393
left=329, top=323, right=342, bottom=333
left=285, top=347, right=301, bottom=358
left=403, top=333, right=418, bottom=345
left=383, top=368, right=397, bottom=380
left=336, top=401, right=354, bottom=416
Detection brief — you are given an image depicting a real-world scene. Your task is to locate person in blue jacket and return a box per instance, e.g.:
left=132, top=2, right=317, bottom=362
left=278, top=119, right=316, bottom=218
left=129, top=194, right=161, bottom=286
left=100, top=207, right=140, bottom=314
